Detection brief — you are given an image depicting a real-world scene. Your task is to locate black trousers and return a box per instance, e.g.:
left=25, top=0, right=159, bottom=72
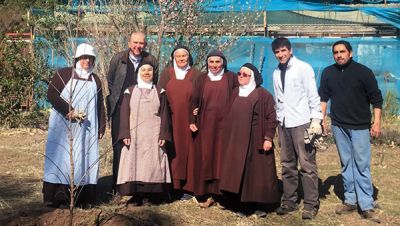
left=111, top=107, right=124, bottom=192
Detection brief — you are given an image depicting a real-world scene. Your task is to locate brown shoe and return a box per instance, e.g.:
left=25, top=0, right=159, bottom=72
left=198, top=197, right=215, bottom=208
left=276, top=204, right=298, bottom=215
left=362, top=210, right=381, bottom=223
left=302, top=209, right=318, bottom=220
left=335, top=203, right=357, bottom=215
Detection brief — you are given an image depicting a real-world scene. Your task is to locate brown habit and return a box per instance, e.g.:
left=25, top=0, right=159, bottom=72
left=190, top=71, right=237, bottom=195
left=220, top=87, right=280, bottom=203
left=159, top=67, right=201, bottom=190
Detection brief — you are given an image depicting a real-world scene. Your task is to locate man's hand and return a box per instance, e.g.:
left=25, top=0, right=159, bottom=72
left=370, top=121, right=381, bottom=138
left=371, top=108, right=381, bottom=138
left=321, top=102, right=329, bottom=136
left=322, top=117, right=329, bottom=135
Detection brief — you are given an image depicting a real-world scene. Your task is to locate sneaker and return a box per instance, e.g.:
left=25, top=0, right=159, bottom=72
left=362, top=209, right=381, bottom=223
left=302, top=209, right=318, bottom=220
left=276, top=204, right=298, bottom=215
left=335, top=203, right=357, bottom=215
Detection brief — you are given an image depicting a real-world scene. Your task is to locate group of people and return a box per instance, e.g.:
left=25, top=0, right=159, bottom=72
left=42, top=32, right=383, bottom=223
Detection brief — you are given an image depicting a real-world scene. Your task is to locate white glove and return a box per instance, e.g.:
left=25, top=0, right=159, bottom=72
left=309, top=118, right=322, bottom=136
left=304, top=130, right=313, bottom=144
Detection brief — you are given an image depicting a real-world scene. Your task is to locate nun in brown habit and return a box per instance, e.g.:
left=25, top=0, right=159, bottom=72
left=189, top=50, right=238, bottom=207
left=158, top=45, right=201, bottom=197
left=220, top=63, right=280, bottom=216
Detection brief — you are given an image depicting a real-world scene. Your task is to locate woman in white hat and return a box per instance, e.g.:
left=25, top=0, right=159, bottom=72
left=43, top=43, right=106, bottom=208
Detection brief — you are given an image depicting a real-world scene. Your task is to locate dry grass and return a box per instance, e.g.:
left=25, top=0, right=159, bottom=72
left=0, top=128, right=399, bottom=225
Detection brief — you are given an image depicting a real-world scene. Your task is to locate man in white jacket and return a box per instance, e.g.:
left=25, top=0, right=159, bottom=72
left=271, top=37, right=322, bottom=220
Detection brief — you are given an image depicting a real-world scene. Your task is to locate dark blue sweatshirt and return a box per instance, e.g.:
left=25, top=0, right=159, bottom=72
left=319, top=59, right=383, bottom=130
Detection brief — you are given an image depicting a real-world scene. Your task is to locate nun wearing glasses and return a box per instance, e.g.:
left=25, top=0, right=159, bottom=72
left=43, top=43, right=106, bottom=208
left=220, top=63, right=280, bottom=216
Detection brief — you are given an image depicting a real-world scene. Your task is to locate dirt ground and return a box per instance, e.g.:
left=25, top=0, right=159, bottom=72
left=0, top=128, right=399, bottom=226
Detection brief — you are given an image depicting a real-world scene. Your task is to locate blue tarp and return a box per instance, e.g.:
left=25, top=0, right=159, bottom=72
left=361, top=7, right=400, bottom=28
left=68, top=0, right=400, bottom=6
left=299, top=0, right=400, bottom=3
left=204, top=0, right=400, bottom=10
left=204, top=0, right=354, bottom=11
left=223, top=37, right=400, bottom=102
left=204, top=1, right=400, bottom=28
left=57, top=1, right=400, bottom=29
left=36, top=36, right=400, bottom=110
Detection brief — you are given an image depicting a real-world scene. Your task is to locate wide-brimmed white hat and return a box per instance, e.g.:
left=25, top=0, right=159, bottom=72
left=75, top=43, right=96, bottom=58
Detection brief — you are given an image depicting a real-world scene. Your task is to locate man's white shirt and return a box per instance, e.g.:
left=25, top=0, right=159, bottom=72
left=272, top=56, right=322, bottom=128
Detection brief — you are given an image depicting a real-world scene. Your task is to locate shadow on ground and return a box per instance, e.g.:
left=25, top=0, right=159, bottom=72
left=289, top=173, right=379, bottom=209
left=319, top=174, right=379, bottom=202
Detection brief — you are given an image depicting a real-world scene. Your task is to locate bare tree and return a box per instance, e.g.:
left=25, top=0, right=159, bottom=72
left=34, top=0, right=261, bottom=76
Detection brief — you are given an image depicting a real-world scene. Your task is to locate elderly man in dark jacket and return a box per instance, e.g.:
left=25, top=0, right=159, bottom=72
left=107, top=31, right=159, bottom=192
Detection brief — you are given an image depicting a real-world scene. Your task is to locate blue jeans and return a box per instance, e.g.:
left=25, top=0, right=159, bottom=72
left=331, top=125, right=374, bottom=211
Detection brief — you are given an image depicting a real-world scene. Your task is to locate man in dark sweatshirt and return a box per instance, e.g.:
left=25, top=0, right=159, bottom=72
left=319, top=40, right=383, bottom=223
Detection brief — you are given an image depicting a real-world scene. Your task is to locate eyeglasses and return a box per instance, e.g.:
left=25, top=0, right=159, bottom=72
left=237, top=71, right=251, bottom=77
